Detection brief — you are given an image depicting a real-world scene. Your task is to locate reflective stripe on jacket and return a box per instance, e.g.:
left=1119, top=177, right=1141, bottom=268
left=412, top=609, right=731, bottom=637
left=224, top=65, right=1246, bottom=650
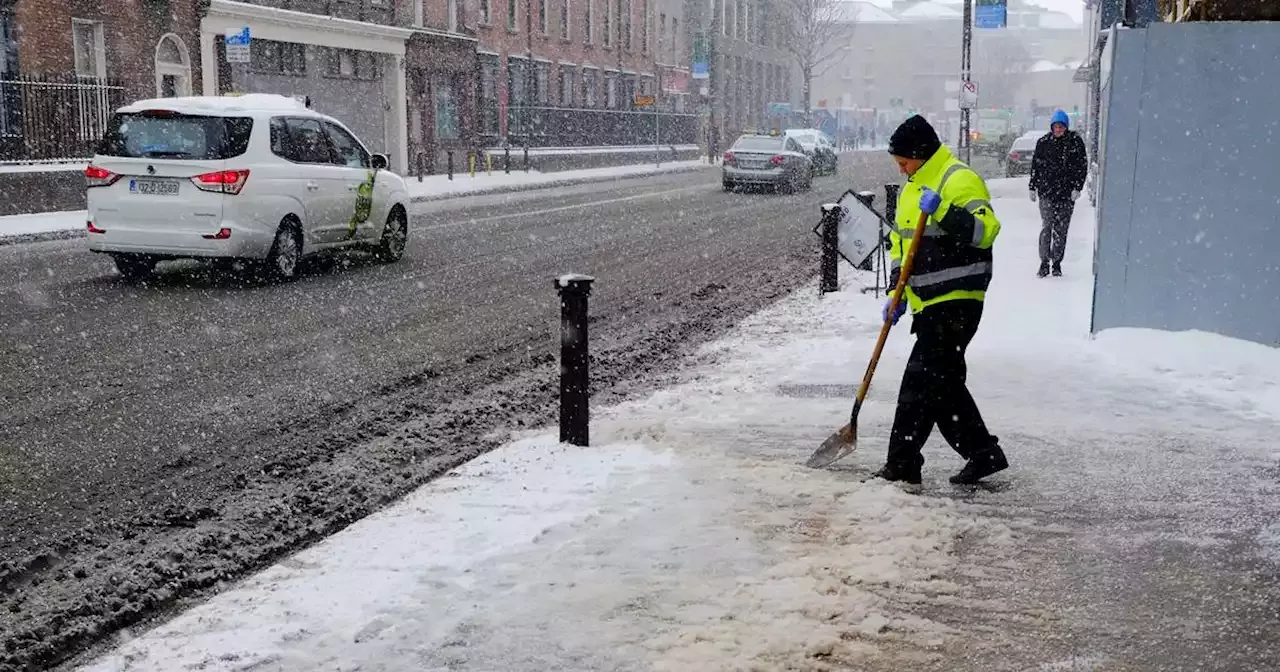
left=888, top=145, right=1001, bottom=313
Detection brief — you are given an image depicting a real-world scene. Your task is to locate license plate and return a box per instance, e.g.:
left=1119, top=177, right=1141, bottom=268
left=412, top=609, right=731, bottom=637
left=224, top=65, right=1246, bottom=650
left=739, top=161, right=766, bottom=169
left=129, top=178, right=180, bottom=196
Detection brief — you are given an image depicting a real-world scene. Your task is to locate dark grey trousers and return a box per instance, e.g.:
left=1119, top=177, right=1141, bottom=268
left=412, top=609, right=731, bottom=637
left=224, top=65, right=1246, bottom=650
left=1038, top=198, right=1075, bottom=264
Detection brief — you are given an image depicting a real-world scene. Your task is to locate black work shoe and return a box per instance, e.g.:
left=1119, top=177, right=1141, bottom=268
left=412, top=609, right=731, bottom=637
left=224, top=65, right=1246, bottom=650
left=1051, top=263, right=1063, bottom=277
left=1037, top=262, right=1050, bottom=278
left=949, top=448, right=1009, bottom=485
left=872, top=464, right=922, bottom=486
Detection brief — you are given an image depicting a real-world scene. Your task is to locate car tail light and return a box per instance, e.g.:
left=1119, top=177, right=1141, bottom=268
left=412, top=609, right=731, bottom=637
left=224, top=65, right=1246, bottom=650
left=723, top=151, right=736, bottom=165
left=85, top=165, right=121, bottom=188
left=201, top=227, right=232, bottom=240
left=770, top=155, right=786, bottom=166
left=1009, top=152, right=1021, bottom=160
left=87, top=220, right=106, bottom=234
left=191, top=169, right=250, bottom=195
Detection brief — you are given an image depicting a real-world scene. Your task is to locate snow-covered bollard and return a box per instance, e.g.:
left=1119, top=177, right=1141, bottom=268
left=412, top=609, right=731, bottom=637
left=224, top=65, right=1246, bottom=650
left=819, top=203, right=841, bottom=296
left=556, top=274, right=595, bottom=446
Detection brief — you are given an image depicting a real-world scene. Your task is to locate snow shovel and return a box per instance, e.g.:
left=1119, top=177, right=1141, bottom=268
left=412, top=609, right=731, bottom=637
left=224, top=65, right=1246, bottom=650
left=805, top=208, right=930, bottom=469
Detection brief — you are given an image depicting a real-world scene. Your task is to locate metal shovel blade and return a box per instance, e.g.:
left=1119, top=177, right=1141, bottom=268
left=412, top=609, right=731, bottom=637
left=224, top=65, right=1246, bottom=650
left=806, top=424, right=856, bottom=469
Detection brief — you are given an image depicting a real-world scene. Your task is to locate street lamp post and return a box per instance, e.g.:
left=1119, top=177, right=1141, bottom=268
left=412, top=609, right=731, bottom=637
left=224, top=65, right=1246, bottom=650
left=960, top=0, right=973, bottom=164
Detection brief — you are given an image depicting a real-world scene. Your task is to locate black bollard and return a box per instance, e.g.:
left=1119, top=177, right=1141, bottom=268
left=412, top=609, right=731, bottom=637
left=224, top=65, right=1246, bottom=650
left=504, top=146, right=511, bottom=174
left=417, top=152, right=424, bottom=182
left=447, top=150, right=454, bottom=180
left=556, top=274, right=595, bottom=447
left=523, top=145, right=529, bottom=172
left=819, top=203, right=841, bottom=295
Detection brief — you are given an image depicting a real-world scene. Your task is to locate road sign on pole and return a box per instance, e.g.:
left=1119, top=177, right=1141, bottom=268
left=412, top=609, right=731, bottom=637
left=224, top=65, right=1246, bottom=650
left=225, top=26, right=251, bottom=63
left=975, top=0, right=1008, bottom=29
left=959, top=80, right=978, bottom=109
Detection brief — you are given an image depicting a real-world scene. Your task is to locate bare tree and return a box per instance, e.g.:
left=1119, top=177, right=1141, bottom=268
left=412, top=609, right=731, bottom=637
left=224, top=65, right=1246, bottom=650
left=779, top=0, right=854, bottom=125
left=972, top=32, right=1031, bottom=110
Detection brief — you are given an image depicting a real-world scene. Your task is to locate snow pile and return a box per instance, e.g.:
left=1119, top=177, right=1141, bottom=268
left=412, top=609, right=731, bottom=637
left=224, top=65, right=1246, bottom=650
left=405, top=158, right=708, bottom=200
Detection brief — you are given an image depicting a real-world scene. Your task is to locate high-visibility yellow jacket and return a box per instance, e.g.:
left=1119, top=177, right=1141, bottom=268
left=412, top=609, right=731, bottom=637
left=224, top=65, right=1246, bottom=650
left=888, top=145, right=1001, bottom=313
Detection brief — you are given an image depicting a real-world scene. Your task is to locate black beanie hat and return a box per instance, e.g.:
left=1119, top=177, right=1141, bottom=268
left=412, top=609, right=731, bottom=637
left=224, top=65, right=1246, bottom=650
left=888, top=114, right=942, bottom=160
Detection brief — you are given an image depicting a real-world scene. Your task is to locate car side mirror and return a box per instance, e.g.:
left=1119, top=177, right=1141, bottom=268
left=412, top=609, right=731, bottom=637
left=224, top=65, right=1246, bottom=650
left=371, top=153, right=389, bottom=171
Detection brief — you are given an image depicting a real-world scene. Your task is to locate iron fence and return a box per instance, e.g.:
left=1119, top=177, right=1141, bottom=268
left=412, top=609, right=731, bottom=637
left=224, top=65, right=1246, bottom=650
left=0, top=75, right=128, bottom=163
left=496, top=106, right=699, bottom=148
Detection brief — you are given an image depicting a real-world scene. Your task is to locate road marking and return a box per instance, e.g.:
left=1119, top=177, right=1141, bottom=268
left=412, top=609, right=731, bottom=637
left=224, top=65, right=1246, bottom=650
left=416, top=183, right=710, bottom=231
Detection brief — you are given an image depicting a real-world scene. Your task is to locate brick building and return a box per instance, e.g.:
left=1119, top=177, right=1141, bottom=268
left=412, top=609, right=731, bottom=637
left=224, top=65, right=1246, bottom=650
left=471, top=0, right=681, bottom=146
left=0, top=0, right=202, bottom=161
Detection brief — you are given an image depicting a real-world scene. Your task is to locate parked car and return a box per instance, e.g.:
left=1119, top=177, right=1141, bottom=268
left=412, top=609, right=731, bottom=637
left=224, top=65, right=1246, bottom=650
left=784, top=128, right=838, bottom=176
left=1005, top=131, right=1042, bottom=177
left=722, top=132, right=813, bottom=193
left=85, top=93, right=411, bottom=282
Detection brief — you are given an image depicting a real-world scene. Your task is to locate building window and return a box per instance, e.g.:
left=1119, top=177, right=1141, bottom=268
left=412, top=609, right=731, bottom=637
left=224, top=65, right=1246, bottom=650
left=641, top=0, right=649, bottom=53
left=623, top=0, right=632, bottom=51
left=251, top=40, right=307, bottom=76
left=448, top=0, right=460, bottom=31
left=538, top=0, right=548, bottom=33
left=535, top=61, right=550, bottom=104
left=603, top=0, right=612, bottom=46
left=508, top=57, right=527, bottom=105
left=72, top=19, right=106, bottom=79
left=582, top=68, right=597, bottom=107
left=479, top=53, right=500, bottom=134
left=671, top=18, right=678, bottom=62
left=323, top=48, right=380, bottom=80
left=154, top=34, right=192, bottom=97
left=560, top=0, right=570, bottom=39
left=479, top=0, right=491, bottom=23
left=508, top=0, right=518, bottom=30
left=605, top=72, right=616, bottom=108
left=433, top=74, right=460, bottom=140
left=582, top=0, right=592, bottom=43
left=559, top=66, right=574, bottom=105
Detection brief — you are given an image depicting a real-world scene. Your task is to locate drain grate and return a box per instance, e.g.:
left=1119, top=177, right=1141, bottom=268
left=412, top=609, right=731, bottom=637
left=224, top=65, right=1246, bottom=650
left=775, top=383, right=858, bottom=399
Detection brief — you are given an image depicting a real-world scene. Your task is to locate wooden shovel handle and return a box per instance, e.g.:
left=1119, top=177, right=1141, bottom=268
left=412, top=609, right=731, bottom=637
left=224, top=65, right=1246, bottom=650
left=851, top=208, right=929, bottom=410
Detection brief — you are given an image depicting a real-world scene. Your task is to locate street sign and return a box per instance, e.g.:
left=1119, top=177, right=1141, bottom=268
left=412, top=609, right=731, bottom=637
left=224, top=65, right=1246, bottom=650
left=767, top=101, right=792, bottom=116
left=634, top=95, right=656, bottom=106
left=225, top=26, right=251, bottom=63
left=975, top=0, right=1007, bottom=29
left=959, top=80, right=978, bottom=109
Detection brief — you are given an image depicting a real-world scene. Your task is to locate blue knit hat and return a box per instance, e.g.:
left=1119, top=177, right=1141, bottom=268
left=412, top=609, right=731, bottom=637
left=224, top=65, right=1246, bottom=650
left=1050, top=109, right=1070, bottom=128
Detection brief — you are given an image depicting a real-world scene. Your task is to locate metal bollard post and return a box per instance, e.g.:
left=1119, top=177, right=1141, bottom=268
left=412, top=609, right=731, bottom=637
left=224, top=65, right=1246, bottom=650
left=416, top=152, right=424, bottom=182
left=523, top=145, right=529, bottom=172
left=447, top=150, right=454, bottom=180
left=556, top=274, right=595, bottom=447
left=819, top=203, right=840, bottom=296
left=504, top=146, right=511, bottom=174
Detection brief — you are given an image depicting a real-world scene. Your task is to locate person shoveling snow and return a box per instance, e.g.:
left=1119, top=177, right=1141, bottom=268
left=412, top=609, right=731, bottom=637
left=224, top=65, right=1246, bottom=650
left=811, top=114, right=1011, bottom=487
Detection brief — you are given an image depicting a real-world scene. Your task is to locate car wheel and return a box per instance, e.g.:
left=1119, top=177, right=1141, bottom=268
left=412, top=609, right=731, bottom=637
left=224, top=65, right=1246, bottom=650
left=722, top=180, right=734, bottom=192
left=113, top=254, right=155, bottom=282
left=265, top=219, right=303, bottom=281
left=376, top=206, right=409, bottom=263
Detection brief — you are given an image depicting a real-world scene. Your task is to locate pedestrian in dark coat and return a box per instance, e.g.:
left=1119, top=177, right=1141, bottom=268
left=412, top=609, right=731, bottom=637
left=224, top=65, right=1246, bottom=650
left=1029, top=109, right=1088, bottom=277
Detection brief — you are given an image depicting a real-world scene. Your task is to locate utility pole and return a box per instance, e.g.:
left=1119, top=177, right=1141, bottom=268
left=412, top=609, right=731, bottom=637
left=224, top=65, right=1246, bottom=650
left=525, top=0, right=534, bottom=146
left=707, top=0, right=720, bottom=159
left=960, top=0, right=973, bottom=164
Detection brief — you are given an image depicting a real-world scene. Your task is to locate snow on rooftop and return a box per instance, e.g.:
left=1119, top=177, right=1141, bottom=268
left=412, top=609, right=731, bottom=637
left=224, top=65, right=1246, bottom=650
left=898, top=0, right=962, bottom=19
left=836, top=1, right=899, bottom=22
left=1028, top=59, right=1068, bottom=72
left=118, top=93, right=310, bottom=114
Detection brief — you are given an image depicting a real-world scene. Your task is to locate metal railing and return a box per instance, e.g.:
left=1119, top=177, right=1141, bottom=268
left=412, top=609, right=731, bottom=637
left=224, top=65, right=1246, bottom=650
left=0, top=75, right=128, bottom=163
left=492, top=105, right=699, bottom=148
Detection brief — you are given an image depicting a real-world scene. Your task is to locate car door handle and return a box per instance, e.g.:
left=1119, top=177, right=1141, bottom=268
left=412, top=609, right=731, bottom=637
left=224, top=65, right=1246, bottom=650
left=306, top=182, right=320, bottom=191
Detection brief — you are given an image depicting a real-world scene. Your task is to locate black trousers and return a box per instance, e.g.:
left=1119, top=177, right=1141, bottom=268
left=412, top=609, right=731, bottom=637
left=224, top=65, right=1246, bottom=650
left=886, top=299, right=996, bottom=470
left=1038, top=198, right=1075, bottom=264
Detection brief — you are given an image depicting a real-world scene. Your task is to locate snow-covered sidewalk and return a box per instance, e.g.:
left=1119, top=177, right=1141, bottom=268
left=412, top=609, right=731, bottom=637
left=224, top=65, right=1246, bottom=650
left=80, top=179, right=1280, bottom=671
